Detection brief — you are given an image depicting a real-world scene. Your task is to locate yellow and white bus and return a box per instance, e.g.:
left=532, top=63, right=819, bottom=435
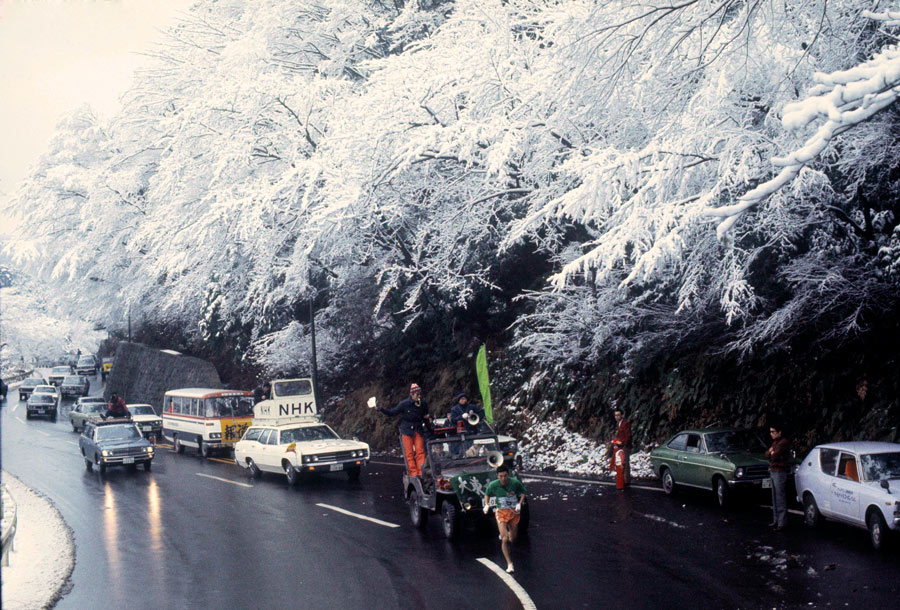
left=161, top=388, right=254, bottom=457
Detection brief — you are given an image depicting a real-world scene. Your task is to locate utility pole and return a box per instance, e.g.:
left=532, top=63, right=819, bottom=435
left=309, top=285, right=319, bottom=410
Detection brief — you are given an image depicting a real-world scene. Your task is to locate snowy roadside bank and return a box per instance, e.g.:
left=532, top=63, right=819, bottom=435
left=519, top=416, right=655, bottom=480
left=1, top=472, right=75, bottom=609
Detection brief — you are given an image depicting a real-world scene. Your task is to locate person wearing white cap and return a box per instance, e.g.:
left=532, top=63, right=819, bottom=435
left=375, top=383, right=432, bottom=477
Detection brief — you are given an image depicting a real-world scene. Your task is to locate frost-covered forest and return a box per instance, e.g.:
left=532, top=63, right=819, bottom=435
left=5, top=1, right=900, bottom=445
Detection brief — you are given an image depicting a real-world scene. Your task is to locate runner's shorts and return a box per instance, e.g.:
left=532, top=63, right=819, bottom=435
left=496, top=508, right=520, bottom=526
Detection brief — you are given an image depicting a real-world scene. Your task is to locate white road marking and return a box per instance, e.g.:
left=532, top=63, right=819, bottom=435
left=195, top=473, right=253, bottom=488
left=757, top=504, right=803, bottom=516
left=15, top=417, right=26, bottom=425
left=522, top=472, right=663, bottom=492
left=35, top=429, right=51, bottom=437
left=68, top=441, right=79, bottom=446
left=368, top=460, right=403, bottom=467
left=476, top=557, right=537, bottom=610
left=315, top=503, right=400, bottom=528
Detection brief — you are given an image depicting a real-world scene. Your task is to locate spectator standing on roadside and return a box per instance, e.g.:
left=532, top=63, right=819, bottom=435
left=766, top=423, right=791, bottom=531
left=609, top=407, right=632, bottom=487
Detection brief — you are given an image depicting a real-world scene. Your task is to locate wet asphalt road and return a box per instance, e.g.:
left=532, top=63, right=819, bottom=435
left=2, top=378, right=900, bottom=609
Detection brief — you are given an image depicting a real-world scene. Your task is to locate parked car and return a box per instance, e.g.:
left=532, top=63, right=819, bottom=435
left=795, top=441, right=900, bottom=550
left=0, top=378, right=6, bottom=401
left=31, top=385, right=61, bottom=409
left=60, top=375, right=90, bottom=398
left=650, top=428, right=772, bottom=507
left=80, top=418, right=154, bottom=474
left=128, top=404, right=163, bottom=441
left=69, top=397, right=108, bottom=432
left=75, top=355, right=99, bottom=377
left=18, top=376, right=46, bottom=401
left=48, top=366, right=74, bottom=387
left=26, top=393, right=58, bottom=420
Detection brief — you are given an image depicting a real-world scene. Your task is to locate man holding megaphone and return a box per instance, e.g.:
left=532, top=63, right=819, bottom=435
left=449, top=392, right=485, bottom=435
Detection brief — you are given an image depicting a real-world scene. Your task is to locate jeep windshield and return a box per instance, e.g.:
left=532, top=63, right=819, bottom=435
left=77, top=357, right=94, bottom=367
left=280, top=426, right=338, bottom=443
left=705, top=430, right=767, bottom=454
left=860, top=452, right=900, bottom=481
left=430, top=438, right=501, bottom=475
left=97, top=425, right=142, bottom=441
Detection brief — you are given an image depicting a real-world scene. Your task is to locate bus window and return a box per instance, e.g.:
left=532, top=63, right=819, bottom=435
left=193, top=398, right=202, bottom=417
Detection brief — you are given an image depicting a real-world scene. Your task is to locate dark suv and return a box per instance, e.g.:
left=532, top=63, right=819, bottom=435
left=18, top=376, right=46, bottom=401
left=80, top=418, right=155, bottom=474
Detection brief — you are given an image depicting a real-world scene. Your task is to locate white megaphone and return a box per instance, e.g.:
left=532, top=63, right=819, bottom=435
left=487, top=451, right=504, bottom=469
left=466, top=411, right=480, bottom=426
left=367, top=396, right=377, bottom=409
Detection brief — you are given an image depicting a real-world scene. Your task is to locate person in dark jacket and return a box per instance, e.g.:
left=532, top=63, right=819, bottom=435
left=376, top=383, right=431, bottom=477
left=103, top=393, right=130, bottom=419
left=253, top=382, right=271, bottom=404
left=766, top=423, right=791, bottom=531
left=449, top=392, right=485, bottom=434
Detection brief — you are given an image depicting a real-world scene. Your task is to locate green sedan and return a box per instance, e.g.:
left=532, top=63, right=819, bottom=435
left=650, top=428, right=771, bottom=507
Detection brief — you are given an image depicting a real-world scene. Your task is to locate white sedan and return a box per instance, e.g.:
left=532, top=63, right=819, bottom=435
left=795, top=441, right=900, bottom=550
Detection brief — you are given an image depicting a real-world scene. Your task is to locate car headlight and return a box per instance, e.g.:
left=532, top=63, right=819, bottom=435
left=101, top=450, right=110, bottom=457
left=312, top=455, right=319, bottom=462
left=507, top=442, right=517, bottom=451
left=145, top=447, right=153, bottom=453
left=735, top=468, right=745, bottom=479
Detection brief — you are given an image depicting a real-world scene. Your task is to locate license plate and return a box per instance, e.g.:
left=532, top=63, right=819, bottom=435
left=329, top=463, right=343, bottom=471
left=123, top=457, right=135, bottom=464
left=142, top=425, right=152, bottom=431
left=762, top=478, right=771, bottom=489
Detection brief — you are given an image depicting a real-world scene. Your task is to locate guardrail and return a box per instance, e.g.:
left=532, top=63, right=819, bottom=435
left=2, top=368, right=35, bottom=385
left=1, top=483, right=18, bottom=567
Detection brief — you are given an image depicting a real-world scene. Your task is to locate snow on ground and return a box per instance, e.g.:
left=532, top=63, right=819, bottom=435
left=518, top=416, right=655, bottom=480
left=1, top=472, right=75, bottom=610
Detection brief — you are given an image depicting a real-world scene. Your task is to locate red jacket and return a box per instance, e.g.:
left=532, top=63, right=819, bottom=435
left=108, top=396, right=128, bottom=416
left=616, top=419, right=632, bottom=450
left=767, top=437, right=791, bottom=473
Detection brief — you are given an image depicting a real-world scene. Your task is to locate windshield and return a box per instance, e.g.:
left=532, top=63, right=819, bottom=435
left=52, top=367, right=70, bottom=374
left=34, top=386, right=55, bottom=394
left=23, top=378, right=43, bottom=386
left=273, top=380, right=313, bottom=397
left=84, top=404, right=106, bottom=413
left=860, top=452, right=900, bottom=481
left=130, top=406, right=156, bottom=416
left=30, top=395, right=55, bottom=404
left=280, top=426, right=338, bottom=443
left=63, top=376, right=82, bottom=384
left=77, top=357, right=94, bottom=366
left=98, top=425, right=141, bottom=441
left=705, top=430, right=767, bottom=454
left=429, top=438, right=501, bottom=475
left=205, top=396, right=254, bottom=418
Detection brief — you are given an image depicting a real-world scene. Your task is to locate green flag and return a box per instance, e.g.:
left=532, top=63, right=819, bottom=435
left=476, top=344, right=493, bottom=424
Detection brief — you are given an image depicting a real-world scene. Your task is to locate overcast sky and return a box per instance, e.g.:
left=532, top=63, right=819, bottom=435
left=0, top=0, right=194, bottom=227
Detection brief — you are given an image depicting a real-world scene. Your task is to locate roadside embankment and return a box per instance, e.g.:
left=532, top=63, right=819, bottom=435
left=1, top=472, right=75, bottom=609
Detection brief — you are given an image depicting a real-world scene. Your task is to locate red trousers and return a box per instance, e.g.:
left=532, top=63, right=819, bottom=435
left=402, top=433, right=426, bottom=477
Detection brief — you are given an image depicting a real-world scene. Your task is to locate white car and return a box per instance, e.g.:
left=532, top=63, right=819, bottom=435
left=233, top=378, right=369, bottom=485
left=128, top=404, right=163, bottom=440
left=795, top=441, right=900, bottom=550
left=32, top=385, right=61, bottom=407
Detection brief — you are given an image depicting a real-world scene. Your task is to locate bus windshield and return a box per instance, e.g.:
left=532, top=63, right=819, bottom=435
left=205, top=396, right=254, bottom=418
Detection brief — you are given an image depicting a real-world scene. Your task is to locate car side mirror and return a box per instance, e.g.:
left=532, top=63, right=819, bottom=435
left=881, top=480, right=891, bottom=492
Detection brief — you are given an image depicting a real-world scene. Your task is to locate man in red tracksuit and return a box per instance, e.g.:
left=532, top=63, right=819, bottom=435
left=376, top=383, right=432, bottom=477
left=610, top=407, right=632, bottom=487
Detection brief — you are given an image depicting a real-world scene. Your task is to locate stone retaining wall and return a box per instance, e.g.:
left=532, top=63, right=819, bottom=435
left=105, top=342, right=222, bottom=412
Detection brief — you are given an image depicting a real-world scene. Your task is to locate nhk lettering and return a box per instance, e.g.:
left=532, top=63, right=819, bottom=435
left=221, top=419, right=252, bottom=443
left=256, top=401, right=316, bottom=418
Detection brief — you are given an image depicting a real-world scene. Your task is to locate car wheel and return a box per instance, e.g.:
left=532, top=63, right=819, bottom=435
left=144, top=461, right=152, bottom=472
left=72, top=422, right=79, bottom=432
left=715, top=477, right=729, bottom=508
left=408, top=488, right=428, bottom=529
left=97, top=457, right=106, bottom=474
left=441, top=501, right=460, bottom=539
left=200, top=441, right=211, bottom=459
left=85, top=458, right=93, bottom=472
left=51, top=409, right=58, bottom=422
left=284, top=462, right=299, bottom=486
left=247, top=459, right=261, bottom=479
left=518, top=498, right=530, bottom=535
left=661, top=467, right=676, bottom=495
left=25, top=412, right=32, bottom=420
left=803, top=494, right=822, bottom=528
left=346, top=466, right=361, bottom=481
left=174, top=436, right=185, bottom=454
left=868, top=511, right=889, bottom=551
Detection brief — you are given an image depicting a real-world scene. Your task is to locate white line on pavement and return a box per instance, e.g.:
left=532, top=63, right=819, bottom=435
left=522, top=472, right=663, bottom=492
left=15, top=416, right=25, bottom=425
left=315, top=503, right=400, bottom=528
left=35, top=429, right=51, bottom=437
left=757, top=504, right=803, bottom=516
left=476, top=558, right=537, bottom=610
left=195, top=473, right=253, bottom=488
left=68, top=441, right=79, bottom=446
